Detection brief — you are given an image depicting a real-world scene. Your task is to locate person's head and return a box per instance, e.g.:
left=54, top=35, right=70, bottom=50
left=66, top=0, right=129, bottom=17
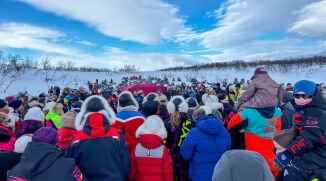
left=0, top=99, right=8, bottom=109
left=32, top=127, right=59, bottom=145
left=282, top=91, right=293, bottom=105
left=137, top=90, right=144, bottom=97
left=79, top=87, right=85, bottom=94
left=91, top=87, right=98, bottom=94
left=167, top=96, right=188, bottom=128
left=293, top=80, right=316, bottom=106
left=61, top=111, right=77, bottom=129
left=254, top=67, right=268, bottom=76
left=186, top=86, right=192, bottom=93
left=157, top=88, right=163, bottom=95
left=218, top=93, right=229, bottom=103
left=205, top=87, right=210, bottom=94
left=51, top=95, right=58, bottom=102
left=133, top=89, right=138, bottom=96
left=117, top=91, right=139, bottom=112
left=75, top=95, right=116, bottom=131
left=216, top=83, right=221, bottom=88
left=287, top=83, right=293, bottom=88
left=14, top=135, right=32, bottom=153
left=210, top=89, right=216, bottom=95
left=0, top=112, right=9, bottom=127
left=23, top=107, right=45, bottom=122
left=8, top=99, right=23, bottom=112
left=135, top=115, right=167, bottom=140
left=273, top=129, right=296, bottom=154
left=63, top=87, right=70, bottom=95
left=53, top=103, right=64, bottom=116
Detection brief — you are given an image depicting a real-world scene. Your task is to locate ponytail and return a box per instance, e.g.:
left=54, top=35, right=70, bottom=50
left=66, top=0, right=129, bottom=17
left=171, top=111, right=181, bottom=129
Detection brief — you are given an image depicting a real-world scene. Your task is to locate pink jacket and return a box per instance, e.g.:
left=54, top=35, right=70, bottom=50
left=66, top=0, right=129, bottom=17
left=0, top=125, right=17, bottom=151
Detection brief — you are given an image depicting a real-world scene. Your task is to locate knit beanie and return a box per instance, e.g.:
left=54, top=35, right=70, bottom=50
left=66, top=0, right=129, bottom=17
left=0, top=99, right=7, bottom=109
left=32, top=127, right=59, bottom=145
left=61, top=111, right=76, bottom=129
left=282, top=92, right=293, bottom=104
left=293, top=80, right=317, bottom=95
left=14, top=135, right=32, bottom=153
left=254, top=67, right=267, bottom=75
left=5, top=96, right=15, bottom=103
left=8, top=100, right=22, bottom=110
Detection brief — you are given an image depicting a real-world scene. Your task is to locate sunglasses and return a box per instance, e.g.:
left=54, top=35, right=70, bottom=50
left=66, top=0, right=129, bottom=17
left=293, top=94, right=312, bottom=99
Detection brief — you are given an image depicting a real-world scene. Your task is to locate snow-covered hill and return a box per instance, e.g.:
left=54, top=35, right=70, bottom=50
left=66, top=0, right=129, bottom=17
left=2, top=65, right=326, bottom=97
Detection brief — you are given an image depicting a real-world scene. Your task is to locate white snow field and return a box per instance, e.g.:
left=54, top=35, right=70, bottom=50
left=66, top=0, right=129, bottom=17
left=1, top=65, right=325, bottom=97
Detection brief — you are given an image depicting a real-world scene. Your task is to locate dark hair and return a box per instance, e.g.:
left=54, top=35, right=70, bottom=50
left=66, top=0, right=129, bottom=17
left=217, top=93, right=227, bottom=101
left=273, top=129, right=296, bottom=148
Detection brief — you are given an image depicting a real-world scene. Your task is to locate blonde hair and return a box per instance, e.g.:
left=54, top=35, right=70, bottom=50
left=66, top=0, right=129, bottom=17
left=0, top=112, right=8, bottom=126
left=53, top=103, right=64, bottom=116
left=171, top=112, right=181, bottom=129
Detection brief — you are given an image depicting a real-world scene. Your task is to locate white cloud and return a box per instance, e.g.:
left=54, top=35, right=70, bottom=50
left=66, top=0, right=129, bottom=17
left=200, top=0, right=317, bottom=50
left=196, top=0, right=326, bottom=62
left=76, top=40, right=97, bottom=46
left=288, top=0, right=326, bottom=39
left=0, top=22, right=77, bottom=55
left=201, top=39, right=326, bottom=62
left=0, top=22, right=65, bottom=41
left=16, top=0, right=198, bottom=45
left=85, top=47, right=201, bottom=71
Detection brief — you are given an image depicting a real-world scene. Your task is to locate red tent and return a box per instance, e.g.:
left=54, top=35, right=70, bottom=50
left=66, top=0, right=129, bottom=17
left=118, top=84, right=167, bottom=96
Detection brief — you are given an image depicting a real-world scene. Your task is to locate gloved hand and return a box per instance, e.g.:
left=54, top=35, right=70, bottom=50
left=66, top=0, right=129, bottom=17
left=274, top=151, right=292, bottom=169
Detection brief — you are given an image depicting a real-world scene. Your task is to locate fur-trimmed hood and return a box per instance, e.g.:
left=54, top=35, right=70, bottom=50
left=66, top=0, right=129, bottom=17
left=186, top=97, right=199, bottom=109
left=167, top=95, right=189, bottom=114
left=24, top=107, right=45, bottom=122
left=202, top=94, right=223, bottom=111
left=135, top=115, right=167, bottom=140
left=117, top=91, right=139, bottom=112
left=75, top=95, right=116, bottom=131
left=142, top=93, right=160, bottom=104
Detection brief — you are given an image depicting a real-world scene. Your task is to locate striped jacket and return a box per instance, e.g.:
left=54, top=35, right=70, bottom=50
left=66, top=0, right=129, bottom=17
left=113, top=111, right=145, bottom=154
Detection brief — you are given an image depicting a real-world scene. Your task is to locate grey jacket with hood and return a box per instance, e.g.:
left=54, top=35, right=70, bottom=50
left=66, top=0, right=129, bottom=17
left=212, top=150, right=274, bottom=181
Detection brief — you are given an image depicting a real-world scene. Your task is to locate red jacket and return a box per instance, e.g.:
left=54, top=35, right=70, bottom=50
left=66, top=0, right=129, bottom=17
left=113, top=111, right=145, bottom=154
left=57, top=128, right=77, bottom=149
left=129, top=134, right=173, bottom=181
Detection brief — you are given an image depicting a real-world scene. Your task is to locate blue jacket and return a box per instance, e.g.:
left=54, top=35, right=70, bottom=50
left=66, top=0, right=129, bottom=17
left=181, top=116, right=231, bottom=181
left=184, top=91, right=197, bottom=99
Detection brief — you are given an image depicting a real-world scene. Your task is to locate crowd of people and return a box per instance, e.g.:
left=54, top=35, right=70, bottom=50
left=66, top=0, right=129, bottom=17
left=1, top=67, right=326, bottom=181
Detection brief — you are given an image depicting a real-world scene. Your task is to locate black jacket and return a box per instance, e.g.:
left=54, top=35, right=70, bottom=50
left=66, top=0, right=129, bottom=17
left=286, top=89, right=326, bottom=179
left=66, top=113, right=131, bottom=181
left=0, top=151, right=20, bottom=181
left=7, top=142, right=85, bottom=181
left=280, top=102, right=295, bottom=129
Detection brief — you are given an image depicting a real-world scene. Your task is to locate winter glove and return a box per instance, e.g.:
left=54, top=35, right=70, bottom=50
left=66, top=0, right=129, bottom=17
left=274, top=151, right=292, bottom=170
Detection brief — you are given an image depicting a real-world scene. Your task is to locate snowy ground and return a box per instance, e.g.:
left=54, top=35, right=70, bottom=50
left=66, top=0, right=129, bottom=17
left=1, top=65, right=325, bottom=98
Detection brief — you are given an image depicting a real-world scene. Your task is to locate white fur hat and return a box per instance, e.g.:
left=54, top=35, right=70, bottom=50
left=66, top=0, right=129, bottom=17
left=117, top=91, right=139, bottom=112
left=15, top=135, right=32, bottom=153
left=24, top=107, right=45, bottom=122
left=8, top=113, right=19, bottom=128
left=135, top=115, right=167, bottom=139
left=75, top=95, right=116, bottom=131
left=202, top=94, right=219, bottom=105
left=43, top=102, right=56, bottom=112
left=167, top=95, right=189, bottom=114
left=28, top=100, right=44, bottom=108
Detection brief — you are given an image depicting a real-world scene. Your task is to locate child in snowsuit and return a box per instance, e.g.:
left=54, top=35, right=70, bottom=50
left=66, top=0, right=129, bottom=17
left=274, top=80, right=326, bottom=181
left=129, top=115, right=173, bottom=181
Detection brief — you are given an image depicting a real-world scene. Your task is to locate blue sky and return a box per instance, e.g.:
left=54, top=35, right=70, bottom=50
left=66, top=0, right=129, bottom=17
left=0, top=0, right=326, bottom=70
